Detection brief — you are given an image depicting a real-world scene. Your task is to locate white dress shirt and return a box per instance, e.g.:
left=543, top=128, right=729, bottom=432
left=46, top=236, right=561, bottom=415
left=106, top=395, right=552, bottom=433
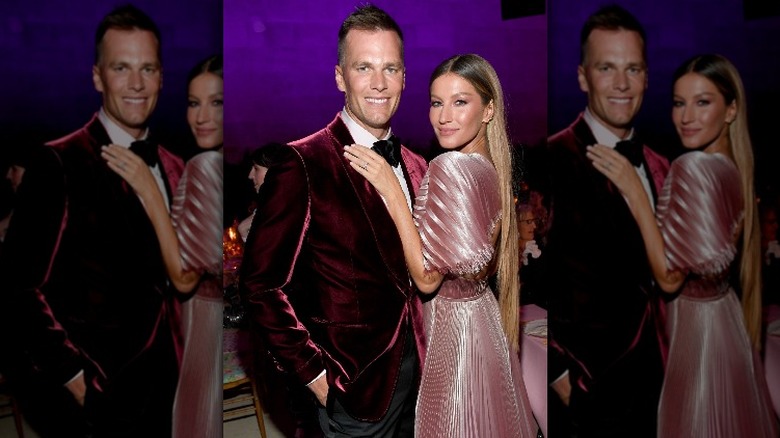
left=340, top=109, right=413, bottom=212
left=583, top=108, right=655, bottom=211
left=97, top=108, right=170, bottom=210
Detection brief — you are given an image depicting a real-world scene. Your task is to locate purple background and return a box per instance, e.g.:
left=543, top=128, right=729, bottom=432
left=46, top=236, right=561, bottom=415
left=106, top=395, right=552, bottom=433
left=223, top=0, right=548, bottom=163
left=548, top=0, right=780, bottom=191
left=1, top=0, right=223, bottom=158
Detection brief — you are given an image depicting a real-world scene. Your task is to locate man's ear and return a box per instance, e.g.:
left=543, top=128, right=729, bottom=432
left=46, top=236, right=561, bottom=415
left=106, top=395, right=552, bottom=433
left=335, top=65, right=345, bottom=92
left=92, top=65, right=104, bottom=93
left=577, top=65, right=589, bottom=93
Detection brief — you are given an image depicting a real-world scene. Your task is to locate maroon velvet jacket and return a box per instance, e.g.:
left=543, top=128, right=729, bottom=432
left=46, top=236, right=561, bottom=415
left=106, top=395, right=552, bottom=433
left=542, top=113, right=670, bottom=391
left=241, top=115, right=428, bottom=422
left=0, top=114, right=183, bottom=393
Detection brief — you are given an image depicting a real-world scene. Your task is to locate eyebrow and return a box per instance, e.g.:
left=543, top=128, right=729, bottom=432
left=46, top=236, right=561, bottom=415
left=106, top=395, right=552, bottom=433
left=431, top=91, right=476, bottom=100
left=674, top=91, right=717, bottom=99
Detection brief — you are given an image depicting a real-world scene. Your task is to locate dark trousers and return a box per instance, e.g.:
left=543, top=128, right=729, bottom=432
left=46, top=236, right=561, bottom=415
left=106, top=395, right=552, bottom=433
left=318, top=332, right=418, bottom=437
left=569, top=323, right=664, bottom=438
left=91, top=324, right=180, bottom=438
left=9, top=323, right=179, bottom=438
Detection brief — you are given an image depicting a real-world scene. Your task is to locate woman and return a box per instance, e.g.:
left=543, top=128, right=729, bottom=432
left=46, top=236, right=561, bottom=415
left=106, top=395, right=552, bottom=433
left=237, top=143, right=283, bottom=241
left=102, top=55, right=224, bottom=437
left=345, top=54, right=537, bottom=437
left=587, top=54, right=777, bottom=437
left=517, top=198, right=541, bottom=266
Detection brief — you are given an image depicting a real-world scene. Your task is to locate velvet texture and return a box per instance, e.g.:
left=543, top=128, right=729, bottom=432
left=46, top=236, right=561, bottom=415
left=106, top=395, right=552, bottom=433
left=241, top=114, right=428, bottom=422
left=0, top=114, right=184, bottom=431
left=538, top=113, right=669, bottom=435
left=656, top=152, right=778, bottom=437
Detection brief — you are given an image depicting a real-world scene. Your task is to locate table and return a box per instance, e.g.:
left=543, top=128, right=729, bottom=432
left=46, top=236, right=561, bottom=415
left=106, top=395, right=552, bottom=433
left=520, top=304, right=547, bottom=437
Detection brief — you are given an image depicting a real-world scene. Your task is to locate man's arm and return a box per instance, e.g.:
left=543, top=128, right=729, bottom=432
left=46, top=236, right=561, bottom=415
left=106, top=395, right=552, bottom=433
left=0, top=147, right=84, bottom=389
left=240, top=146, right=326, bottom=388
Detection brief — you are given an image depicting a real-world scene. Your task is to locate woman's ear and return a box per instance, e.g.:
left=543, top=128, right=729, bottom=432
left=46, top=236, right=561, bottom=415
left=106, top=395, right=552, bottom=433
left=483, top=100, right=495, bottom=123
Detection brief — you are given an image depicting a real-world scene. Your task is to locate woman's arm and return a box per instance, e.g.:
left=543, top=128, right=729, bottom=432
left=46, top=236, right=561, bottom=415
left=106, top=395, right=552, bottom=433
left=586, top=144, right=684, bottom=292
left=101, top=145, right=200, bottom=292
left=344, top=145, right=443, bottom=293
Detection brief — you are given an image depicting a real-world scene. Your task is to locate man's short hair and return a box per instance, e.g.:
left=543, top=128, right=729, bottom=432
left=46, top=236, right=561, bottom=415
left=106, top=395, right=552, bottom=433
left=580, top=4, right=646, bottom=66
left=337, top=4, right=403, bottom=66
left=95, top=4, right=162, bottom=65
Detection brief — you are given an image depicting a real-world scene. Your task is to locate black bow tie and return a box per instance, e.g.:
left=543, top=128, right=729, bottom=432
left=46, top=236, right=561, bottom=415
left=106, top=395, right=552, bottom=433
left=372, top=135, right=401, bottom=168
left=130, top=139, right=160, bottom=167
left=615, top=139, right=643, bottom=167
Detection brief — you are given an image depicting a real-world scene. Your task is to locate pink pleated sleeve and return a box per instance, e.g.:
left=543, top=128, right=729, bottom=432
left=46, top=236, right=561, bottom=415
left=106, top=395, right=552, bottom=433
left=170, top=150, right=224, bottom=275
left=655, top=151, right=744, bottom=275
left=413, top=152, right=501, bottom=276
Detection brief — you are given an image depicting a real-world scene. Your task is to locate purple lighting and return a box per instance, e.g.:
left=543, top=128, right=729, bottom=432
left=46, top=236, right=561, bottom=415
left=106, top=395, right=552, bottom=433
left=224, top=0, right=547, bottom=163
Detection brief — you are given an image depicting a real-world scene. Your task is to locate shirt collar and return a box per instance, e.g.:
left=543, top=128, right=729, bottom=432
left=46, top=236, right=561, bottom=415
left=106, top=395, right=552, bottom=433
left=97, top=107, right=149, bottom=148
left=582, top=107, right=634, bottom=148
left=339, top=108, right=393, bottom=148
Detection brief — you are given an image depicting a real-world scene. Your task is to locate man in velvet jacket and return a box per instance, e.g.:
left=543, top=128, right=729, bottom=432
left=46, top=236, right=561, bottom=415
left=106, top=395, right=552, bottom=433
left=241, top=5, right=427, bottom=437
left=0, top=6, right=183, bottom=436
left=538, top=6, right=670, bottom=437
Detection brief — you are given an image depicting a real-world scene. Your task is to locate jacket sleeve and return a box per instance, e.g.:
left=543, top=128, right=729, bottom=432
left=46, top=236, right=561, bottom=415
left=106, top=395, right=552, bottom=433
left=239, top=146, right=324, bottom=385
left=0, top=146, right=83, bottom=385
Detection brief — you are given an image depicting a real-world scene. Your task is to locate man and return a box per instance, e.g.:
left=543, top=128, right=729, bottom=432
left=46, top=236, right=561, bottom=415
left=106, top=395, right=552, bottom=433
left=539, top=5, right=669, bottom=436
left=241, top=5, right=428, bottom=437
left=0, top=5, right=183, bottom=436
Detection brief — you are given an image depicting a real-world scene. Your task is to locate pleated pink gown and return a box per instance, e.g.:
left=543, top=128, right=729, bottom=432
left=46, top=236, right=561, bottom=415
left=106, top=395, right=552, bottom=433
left=655, top=152, right=778, bottom=437
left=170, top=150, right=224, bottom=438
left=412, top=152, right=538, bottom=437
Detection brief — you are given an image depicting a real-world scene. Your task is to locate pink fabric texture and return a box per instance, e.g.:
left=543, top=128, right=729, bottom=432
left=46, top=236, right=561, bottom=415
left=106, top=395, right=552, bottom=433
left=169, top=150, right=224, bottom=438
left=656, top=152, right=778, bottom=437
left=413, top=152, right=537, bottom=437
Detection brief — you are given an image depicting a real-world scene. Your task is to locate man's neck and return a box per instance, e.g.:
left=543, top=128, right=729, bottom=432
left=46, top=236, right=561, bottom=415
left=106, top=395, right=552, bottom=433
left=339, top=108, right=392, bottom=146
left=582, top=107, right=633, bottom=148
left=97, top=107, right=148, bottom=147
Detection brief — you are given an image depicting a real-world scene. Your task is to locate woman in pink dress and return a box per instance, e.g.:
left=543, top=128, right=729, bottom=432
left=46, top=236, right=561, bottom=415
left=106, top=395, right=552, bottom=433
left=102, top=55, right=224, bottom=437
left=345, top=54, right=537, bottom=437
left=588, top=54, right=778, bottom=437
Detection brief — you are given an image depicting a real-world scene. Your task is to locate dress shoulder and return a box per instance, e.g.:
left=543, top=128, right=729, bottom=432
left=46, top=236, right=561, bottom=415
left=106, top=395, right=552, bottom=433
left=656, top=151, right=743, bottom=275
left=172, top=150, right=223, bottom=274
left=413, top=152, right=501, bottom=276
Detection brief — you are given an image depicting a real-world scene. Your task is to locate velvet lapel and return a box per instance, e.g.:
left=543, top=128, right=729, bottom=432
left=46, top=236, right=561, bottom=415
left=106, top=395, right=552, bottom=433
left=158, top=148, right=184, bottom=204
left=571, top=114, right=620, bottom=197
left=84, top=114, right=136, bottom=197
left=642, top=148, right=668, bottom=202
left=400, top=148, right=424, bottom=196
left=83, top=115, right=154, bottom=230
left=328, top=117, right=410, bottom=287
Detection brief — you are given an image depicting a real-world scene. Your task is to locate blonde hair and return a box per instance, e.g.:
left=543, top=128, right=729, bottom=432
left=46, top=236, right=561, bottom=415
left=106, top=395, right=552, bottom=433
left=430, top=54, right=520, bottom=349
left=674, top=54, right=761, bottom=348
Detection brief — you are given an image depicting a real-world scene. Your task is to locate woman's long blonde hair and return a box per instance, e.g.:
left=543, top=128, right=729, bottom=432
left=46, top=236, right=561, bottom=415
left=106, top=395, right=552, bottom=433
left=674, top=54, right=762, bottom=348
left=430, top=54, right=520, bottom=349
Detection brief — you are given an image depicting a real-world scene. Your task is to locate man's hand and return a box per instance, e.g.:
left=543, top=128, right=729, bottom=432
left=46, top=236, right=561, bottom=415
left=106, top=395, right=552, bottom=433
left=65, top=373, right=87, bottom=406
left=551, top=373, right=572, bottom=406
left=308, top=374, right=329, bottom=406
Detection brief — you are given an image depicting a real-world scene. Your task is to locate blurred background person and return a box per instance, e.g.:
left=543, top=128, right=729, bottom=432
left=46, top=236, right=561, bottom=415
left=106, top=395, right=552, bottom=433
left=517, top=191, right=548, bottom=309
left=237, top=143, right=284, bottom=241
